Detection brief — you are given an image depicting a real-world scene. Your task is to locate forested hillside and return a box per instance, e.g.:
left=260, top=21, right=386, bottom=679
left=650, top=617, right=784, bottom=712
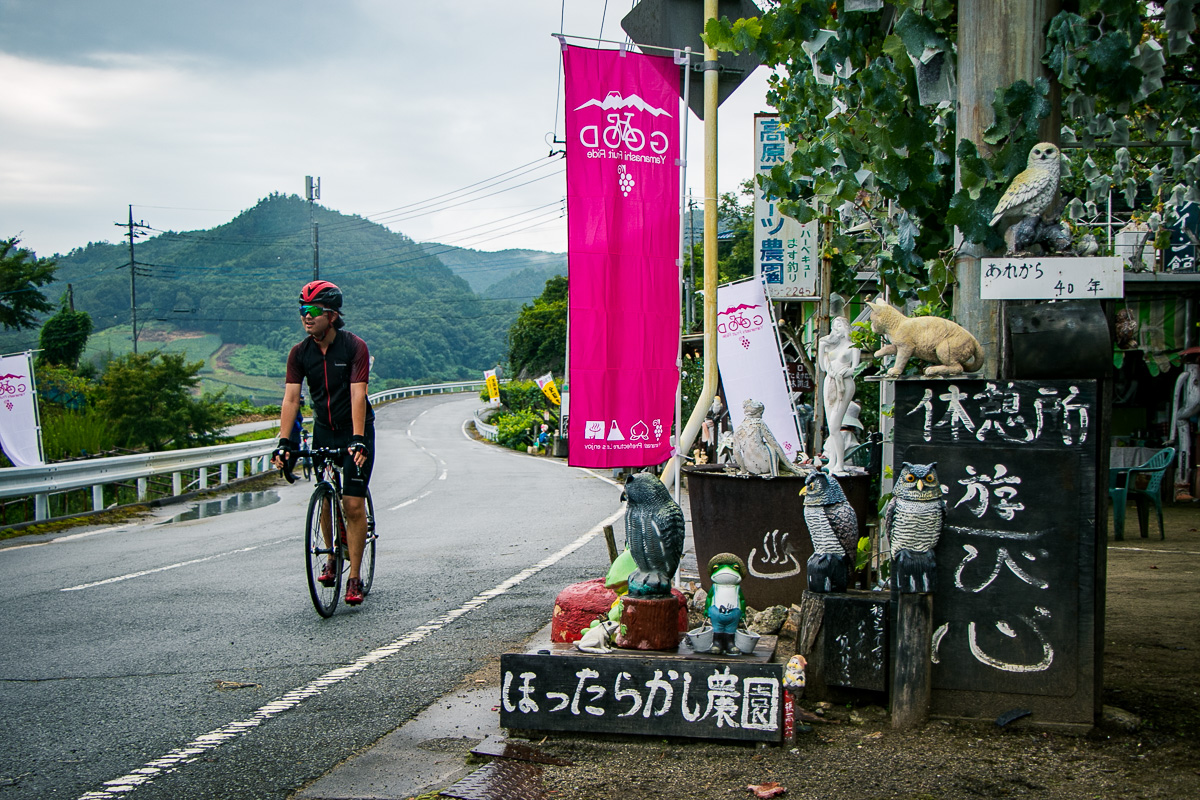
left=425, top=244, right=565, bottom=297
left=8, top=195, right=564, bottom=387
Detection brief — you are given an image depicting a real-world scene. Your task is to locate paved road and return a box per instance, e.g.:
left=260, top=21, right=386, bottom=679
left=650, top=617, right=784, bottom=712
left=0, top=395, right=622, bottom=800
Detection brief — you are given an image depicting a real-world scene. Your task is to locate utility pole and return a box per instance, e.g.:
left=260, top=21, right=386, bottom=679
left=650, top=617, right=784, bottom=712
left=116, top=206, right=150, bottom=353
left=954, top=0, right=1059, bottom=378
left=306, top=176, right=321, bottom=281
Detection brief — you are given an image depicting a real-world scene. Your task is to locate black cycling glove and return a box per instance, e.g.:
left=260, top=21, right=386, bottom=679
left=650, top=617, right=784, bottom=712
left=348, top=435, right=370, bottom=458
left=273, top=437, right=299, bottom=467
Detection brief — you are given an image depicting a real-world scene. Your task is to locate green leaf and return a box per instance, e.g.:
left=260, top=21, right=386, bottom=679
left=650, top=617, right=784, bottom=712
left=894, top=9, right=947, bottom=59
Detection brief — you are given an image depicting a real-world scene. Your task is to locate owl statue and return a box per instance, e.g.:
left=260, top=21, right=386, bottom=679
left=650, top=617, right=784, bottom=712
left=732, top=399, right=803, bottom=478
left=621, top=472, right=686, bottom=598
left=989, top=142, right=1062, bottom=230
left=801, top=470, right=859, bottom=593
left=883, top=462, right=946, bottom=593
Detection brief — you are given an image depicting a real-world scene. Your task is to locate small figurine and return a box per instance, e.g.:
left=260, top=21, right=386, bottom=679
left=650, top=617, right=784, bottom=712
left=575, top=620, right=621, bottom=654
left=883, top=462, right=946, bottom=593
left=990, top=142, right=1062, bottom=232
left=1170, top=363, right=1200, bottom=500
left=705, top=553, right=747, bottom=656
left=865, top=295, right=984, bottom=377
left=731, top=399, right=804, bottom=477
left=622, top=473, right=686, bottom=598
left=818, top=316, right=861, bottom=474
left=801, top=470, right=859, bottom=593
left=783, top=654, right=807, bottom=692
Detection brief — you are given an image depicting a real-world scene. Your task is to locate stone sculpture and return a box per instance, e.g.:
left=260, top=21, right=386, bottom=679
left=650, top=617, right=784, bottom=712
left=818, top=316, right=860, bottom=474
left=865, top=296, right=984, bottom=377
left=732, top=398, right=803, bottom=477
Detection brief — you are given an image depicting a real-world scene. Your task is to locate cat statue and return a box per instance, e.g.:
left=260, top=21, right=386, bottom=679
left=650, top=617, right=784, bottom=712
left=865, top=296, right=985, bottom=377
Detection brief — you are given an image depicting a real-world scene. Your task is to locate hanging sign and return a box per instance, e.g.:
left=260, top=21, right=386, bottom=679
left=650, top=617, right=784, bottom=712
left=980, top=257, right=1123, bottom=299
left=563, top=44, right=680, bottom=468
left=0, top=352, right=43, bottom=467
left=753, top=114, right=818, bottom=299
left=716, top=278, right=805, bottom=458
left=536, top=373, right=561, bottom=406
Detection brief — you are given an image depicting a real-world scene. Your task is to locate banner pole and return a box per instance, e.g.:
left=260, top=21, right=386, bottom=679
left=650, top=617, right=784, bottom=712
left=27, top=351, right=45, bottom=465
left=673, top=46, right=693, bottom=507
left=662, top=0, right=719, bottom=488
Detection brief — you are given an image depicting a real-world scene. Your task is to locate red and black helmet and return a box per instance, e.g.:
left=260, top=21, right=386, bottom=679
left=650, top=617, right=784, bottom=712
left=299, top=280, right=342, bottom=310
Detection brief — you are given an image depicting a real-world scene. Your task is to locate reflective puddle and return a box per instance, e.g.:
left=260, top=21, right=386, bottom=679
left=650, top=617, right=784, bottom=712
left=163, top=490, right=280, bottom=523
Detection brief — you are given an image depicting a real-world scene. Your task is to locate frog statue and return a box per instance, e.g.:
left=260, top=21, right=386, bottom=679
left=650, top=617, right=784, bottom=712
left=705, top=553, right=747, bottom=656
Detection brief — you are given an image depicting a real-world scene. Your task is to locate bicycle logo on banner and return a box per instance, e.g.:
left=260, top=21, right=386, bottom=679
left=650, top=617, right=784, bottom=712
left=716, top=312, right=764, bottom=335
left=576, top=92, right=671, bottom=155
left=0, top=374, right=28, bottom=397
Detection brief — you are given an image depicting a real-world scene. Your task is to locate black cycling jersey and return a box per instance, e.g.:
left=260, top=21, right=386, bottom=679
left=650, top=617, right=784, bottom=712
left=286, top=330, right=375, bottom=431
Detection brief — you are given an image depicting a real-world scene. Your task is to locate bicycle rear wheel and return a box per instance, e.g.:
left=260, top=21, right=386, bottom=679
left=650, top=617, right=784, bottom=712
left=359, top=488, right=376, bottom=596
left=306, top=483, right=342, bottom=617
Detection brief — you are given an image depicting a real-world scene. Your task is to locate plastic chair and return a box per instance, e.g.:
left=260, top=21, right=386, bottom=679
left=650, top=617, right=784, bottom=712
left=1108, top=446, right=1175, bottom=540
left=845, top=432, right=883, bottom=472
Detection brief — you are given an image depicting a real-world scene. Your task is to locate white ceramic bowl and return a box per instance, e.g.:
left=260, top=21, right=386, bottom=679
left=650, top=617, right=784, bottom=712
left=686, top=626, right=714, bottom=652
left=734, top=629, right=760, bottom=654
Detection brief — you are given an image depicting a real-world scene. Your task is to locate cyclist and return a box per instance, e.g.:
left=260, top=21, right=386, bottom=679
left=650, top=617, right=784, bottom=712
left=272, top=280, right=375, bottom=605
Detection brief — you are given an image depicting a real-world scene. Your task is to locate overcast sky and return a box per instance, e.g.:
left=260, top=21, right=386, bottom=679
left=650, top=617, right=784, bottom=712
left=0, top=0, right=773, bottom=260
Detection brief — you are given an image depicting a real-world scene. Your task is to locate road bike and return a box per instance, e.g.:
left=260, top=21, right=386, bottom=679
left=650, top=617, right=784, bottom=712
left=298, top=427, right=313, bottom=481
left=283, top=447, right=376, bottom=617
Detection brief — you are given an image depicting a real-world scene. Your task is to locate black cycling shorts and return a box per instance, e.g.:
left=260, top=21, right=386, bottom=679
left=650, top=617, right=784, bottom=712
left=312, top=424, right=374, bottom=498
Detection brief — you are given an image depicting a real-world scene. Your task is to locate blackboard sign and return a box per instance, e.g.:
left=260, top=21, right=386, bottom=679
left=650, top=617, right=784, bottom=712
left=500, top=653, right=783, bottom=742
left=892, top=379, right=1099, bottom=723
left=823, top=593, right=888, bottom=691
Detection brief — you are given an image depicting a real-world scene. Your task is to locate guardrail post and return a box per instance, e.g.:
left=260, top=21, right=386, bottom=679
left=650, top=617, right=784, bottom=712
left=237, top=460, right=246, bottom=479
left=220, top=463, right=230, bottom=485
left=137, top=477, right=148, bottom=501
left=35, top=493, right=49, bottom=521
left=172, top=472, right=182, bottom=495
left=199, top=467, right=208, bottom=491
left=93, top=484, right=104, bottom=511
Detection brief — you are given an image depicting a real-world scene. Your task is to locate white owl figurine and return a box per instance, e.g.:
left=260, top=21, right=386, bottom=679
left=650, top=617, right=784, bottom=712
left=989, top=142, right=1062, bottom=229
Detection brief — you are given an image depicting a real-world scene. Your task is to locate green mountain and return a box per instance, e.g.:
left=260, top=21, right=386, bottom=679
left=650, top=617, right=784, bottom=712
left=7, top=194, right=563, bottom=389
left=424, top=244, right=565, bottom=297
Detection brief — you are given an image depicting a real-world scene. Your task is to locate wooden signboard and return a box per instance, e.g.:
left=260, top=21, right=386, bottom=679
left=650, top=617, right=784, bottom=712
left=500, top=651, right=784, bottom=742
left=823, top=593, right=889, bottom=692
left=892, top=379, right=1100, bottom=727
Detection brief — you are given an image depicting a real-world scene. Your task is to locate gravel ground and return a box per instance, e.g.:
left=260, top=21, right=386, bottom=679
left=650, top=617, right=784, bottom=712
left=422, top=503, right=1200, bottom=800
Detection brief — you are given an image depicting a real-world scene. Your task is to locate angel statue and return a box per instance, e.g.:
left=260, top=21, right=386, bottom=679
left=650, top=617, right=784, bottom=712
left=818, top=316, right=860, bottom=475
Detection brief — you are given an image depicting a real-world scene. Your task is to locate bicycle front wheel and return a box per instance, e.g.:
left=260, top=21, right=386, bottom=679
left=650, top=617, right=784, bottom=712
left=359, top=488, right=376, bottom=596
left=306, top=483, right=342, bottom=617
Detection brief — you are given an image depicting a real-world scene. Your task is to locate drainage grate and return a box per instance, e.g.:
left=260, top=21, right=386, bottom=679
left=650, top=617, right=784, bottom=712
left=439, top=759, right=548, bottom=800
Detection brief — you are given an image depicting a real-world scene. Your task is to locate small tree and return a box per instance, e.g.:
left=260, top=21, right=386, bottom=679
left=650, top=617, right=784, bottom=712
left=97, top=351, right=226, bottom=451
left=507, top=275, right=567, bottom=378
left=38, top=296, right=93, bottom=369
left=0, top=238, right=57, bottom=330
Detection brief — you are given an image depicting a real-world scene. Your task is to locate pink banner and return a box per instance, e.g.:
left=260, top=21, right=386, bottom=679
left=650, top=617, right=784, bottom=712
left=564, top=45, right=680, bottom=468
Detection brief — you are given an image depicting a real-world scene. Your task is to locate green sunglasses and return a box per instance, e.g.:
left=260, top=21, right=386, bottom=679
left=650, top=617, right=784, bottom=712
left=299, top=304, right=328, bottom=319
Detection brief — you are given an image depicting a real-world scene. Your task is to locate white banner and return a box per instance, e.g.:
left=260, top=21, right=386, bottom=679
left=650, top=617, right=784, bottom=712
left=716, top=279, right=805, bottom=460
left=754, top=114, right=819, bottom=299
left=0, top=353, right=43, bottom=466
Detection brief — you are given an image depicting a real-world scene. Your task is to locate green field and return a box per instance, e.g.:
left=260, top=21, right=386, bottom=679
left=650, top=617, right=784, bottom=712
left=85, top=324, right=284, bottom=403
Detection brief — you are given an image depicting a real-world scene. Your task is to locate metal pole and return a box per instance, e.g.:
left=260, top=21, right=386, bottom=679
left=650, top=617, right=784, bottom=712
left=674, top=46, right=692, bottom=505
left=662, top=0, right=719, bottom=488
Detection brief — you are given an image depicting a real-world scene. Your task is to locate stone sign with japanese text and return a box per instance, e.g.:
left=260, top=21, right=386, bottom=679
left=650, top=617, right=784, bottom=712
left=500, top=652, right=783, bottom=742
left=892, top=379, right=1100, bottom=726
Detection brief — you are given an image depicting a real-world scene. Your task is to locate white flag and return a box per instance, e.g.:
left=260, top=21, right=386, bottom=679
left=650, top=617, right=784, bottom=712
left=0, top=353, right=44, bottom=466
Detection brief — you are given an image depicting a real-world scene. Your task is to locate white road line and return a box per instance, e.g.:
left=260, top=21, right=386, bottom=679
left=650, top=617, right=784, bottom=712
left=388, top=490, right=432, bottom=511
left=2, top=525, right=135, bottom=554
left=76, top=507, right=623, bottom=800
left=61, top=538, right=292, bottom=592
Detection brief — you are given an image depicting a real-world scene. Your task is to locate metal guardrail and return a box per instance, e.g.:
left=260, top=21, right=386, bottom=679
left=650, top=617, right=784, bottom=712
left=474, top=408, right=499, bottom=442
left=0, top=380, right=492, bottom=522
